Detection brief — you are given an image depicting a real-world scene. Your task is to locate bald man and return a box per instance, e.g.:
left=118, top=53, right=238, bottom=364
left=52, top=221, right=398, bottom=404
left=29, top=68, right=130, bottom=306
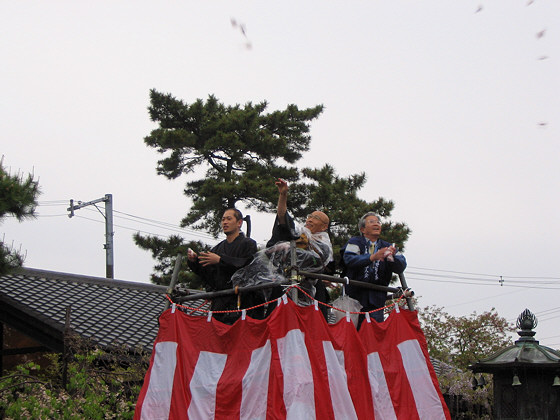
left=266, top=179, right=333, bottom=318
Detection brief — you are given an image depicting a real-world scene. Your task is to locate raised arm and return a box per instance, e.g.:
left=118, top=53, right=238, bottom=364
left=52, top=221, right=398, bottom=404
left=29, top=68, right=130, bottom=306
left=275, top=178, right=288, bottom=225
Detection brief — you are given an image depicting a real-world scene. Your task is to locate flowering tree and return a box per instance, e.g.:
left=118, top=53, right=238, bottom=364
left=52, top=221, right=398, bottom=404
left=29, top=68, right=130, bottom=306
left=418, top=305, right=514, bottom=419
left=438, top=369, right=493, bottom=420
left=418, top=305, right=514, bottom=370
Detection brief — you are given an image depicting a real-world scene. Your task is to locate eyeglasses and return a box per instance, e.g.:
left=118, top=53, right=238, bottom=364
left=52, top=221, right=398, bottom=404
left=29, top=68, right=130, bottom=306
left=306, top=213, right=328, bottom=225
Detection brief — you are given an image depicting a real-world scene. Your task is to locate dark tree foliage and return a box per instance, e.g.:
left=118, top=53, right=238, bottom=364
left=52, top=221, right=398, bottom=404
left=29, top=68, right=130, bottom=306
left=133, top=234, right=207, bottom=288
left=0, top=158, right=40, bottom=274
left=144, top=89, right=324, bottom=236
left=288, top=164, right=411, bottom=251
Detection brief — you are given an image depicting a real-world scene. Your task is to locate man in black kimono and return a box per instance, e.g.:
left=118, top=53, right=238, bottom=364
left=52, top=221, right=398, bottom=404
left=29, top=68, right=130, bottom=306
left=187, top=208, right=258, bottom=324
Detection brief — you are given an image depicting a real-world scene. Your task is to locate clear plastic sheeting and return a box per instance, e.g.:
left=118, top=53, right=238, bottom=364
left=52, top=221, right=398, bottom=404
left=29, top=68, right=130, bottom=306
left=231, top=234, right=331, bottom=295
left=231, top=249, right=286, bottom=289
left=331, top=295, right=362, bottom=327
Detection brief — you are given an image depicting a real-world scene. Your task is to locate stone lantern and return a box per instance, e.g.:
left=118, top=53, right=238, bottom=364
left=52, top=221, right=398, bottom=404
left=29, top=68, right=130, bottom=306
left=470, top=309, right=560, bottom=419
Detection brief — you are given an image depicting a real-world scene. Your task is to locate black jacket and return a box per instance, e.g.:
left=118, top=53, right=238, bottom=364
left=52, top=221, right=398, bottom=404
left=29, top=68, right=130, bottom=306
left=188, top=233, right=257, bottom=315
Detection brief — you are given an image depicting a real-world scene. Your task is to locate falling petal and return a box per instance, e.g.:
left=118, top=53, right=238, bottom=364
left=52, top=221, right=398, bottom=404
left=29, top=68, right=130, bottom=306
left=230, top=17, right=252, bottom=51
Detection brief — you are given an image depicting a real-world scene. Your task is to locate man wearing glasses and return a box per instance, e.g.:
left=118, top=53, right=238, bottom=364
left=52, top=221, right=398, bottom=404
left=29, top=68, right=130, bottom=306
left=342, top=212, right=407, bottom=326
left=265, top=178, right=333, bottom=318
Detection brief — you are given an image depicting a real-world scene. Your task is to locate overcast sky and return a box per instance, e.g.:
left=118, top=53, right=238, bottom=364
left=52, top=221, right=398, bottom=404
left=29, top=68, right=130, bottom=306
left=2, top=1, right=559, bottom=347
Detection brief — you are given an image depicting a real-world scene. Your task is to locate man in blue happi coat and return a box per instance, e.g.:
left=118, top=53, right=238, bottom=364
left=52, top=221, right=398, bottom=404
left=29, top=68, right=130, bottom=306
left=342, top=212, right=406, bottom=326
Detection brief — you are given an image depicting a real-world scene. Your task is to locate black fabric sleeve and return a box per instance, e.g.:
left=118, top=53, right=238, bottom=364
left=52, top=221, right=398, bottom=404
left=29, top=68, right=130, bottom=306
left=266, top=213, right=299, bottom=248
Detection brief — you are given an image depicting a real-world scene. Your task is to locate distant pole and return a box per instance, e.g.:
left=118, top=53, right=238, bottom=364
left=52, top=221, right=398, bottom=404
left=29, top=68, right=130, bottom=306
left=104, top=194, right=114, bottom=279
left=62, top=305, right=71, bottom=389
left=67, top=194, right=114, bottom=278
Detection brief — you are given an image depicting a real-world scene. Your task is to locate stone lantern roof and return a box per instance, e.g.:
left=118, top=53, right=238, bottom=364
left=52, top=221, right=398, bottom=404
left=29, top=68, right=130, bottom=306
left=469, top=309, right=560, bottom=419
left=470, top=309, right=560, bottom=373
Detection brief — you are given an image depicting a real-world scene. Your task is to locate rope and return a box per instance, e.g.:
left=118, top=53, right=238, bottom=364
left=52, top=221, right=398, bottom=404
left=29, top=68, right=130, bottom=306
left=165, top=284, right=407, bottom=317
left=185, top=299, right=210, bottom=316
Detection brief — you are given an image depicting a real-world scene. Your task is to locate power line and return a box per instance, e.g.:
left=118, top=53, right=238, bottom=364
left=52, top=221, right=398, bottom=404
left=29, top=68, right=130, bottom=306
left=74, top=204, right=218, bottom=242
left=74, top=215, right=173, bottom=239
left=13, top=201, right=221, bottom=244
left=6, top=213, right=67, bottom=218
left=73, top=214, right=220, bottom=245
left=408, top=276, right=560, bottom=290
left=506, top=306, right=560, bottom=324
left=538, top=316, right=560, bottom=323
left=407, top=271, right=558, bottom=285
left=409, top=266, right=498, bottom=278
left=409, top=266, right=560, bottom=280
left=444, top=288, right=524, bottom=309
left=541, top=333, right=560, bottom=340
left=29, top=202, right=560, bottom=286
left=37, top=200, right=68, bottom=206
left=534, top=307, right=560, bottom=317
left=111, top=211, right=217, bottom=241
left=113, top=209, right=188, bottom=229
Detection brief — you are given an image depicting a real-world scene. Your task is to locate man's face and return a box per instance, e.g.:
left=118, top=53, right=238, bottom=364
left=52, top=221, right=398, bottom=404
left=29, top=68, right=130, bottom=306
left=360, top=215, right=382, bottom=239
left=222, top=210, right=242, bottom=236
left=305, top=211, right=329, bottom=234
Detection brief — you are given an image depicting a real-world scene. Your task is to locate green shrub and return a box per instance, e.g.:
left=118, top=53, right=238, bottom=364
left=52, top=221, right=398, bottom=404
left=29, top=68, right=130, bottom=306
left=0, top=335, right=149, bottom=419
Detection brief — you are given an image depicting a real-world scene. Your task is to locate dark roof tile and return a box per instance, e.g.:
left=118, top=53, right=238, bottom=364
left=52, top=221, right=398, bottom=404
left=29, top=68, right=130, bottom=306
left=0, top=267, right=207, bottom=352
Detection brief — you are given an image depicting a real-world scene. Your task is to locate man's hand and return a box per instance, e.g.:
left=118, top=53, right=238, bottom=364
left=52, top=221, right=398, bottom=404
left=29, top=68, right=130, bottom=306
left=187, top=248, right=198, bottom=262
left=199, top=251, right=221, bottom=266
left=370, top=246, right=396, bottom=262
left=275, top=178, right=288, bottom=195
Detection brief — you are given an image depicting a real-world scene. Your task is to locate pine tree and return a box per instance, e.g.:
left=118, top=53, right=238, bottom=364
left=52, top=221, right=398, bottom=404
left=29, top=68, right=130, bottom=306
left=136, top=92, right=410, bottom=286
left=143, top=89, right=323, bottom=235
left=0, top=157, right=40, bottom=274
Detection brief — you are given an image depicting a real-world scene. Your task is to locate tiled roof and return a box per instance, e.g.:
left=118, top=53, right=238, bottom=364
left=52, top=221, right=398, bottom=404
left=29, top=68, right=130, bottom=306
left=430, top=357, right=459, bottom=376
left=0, top=267, right=206, bottom=352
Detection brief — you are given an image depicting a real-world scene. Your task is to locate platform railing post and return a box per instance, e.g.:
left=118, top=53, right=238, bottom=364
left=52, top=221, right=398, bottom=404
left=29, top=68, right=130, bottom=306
left=164, top=253, right=183, bottom=310
left=398, top=272, right=415, bottom=311
left=289, top=240, right=298, bottom=301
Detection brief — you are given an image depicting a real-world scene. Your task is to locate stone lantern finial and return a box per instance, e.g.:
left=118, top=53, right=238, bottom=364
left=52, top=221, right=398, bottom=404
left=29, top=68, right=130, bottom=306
left=516, top=308, right=537, bottom=342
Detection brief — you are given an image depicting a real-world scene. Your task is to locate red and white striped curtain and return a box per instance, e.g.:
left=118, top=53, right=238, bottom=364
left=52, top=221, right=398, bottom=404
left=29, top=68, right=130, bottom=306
left=135, top=297, right=450, bottom=420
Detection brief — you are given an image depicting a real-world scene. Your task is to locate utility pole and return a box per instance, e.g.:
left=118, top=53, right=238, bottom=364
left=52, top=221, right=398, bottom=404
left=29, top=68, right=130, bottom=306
left=67, top=194, right=114, bottom=279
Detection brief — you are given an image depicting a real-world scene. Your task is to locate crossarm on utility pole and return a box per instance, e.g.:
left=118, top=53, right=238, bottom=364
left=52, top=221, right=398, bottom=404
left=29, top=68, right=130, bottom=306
left=67, top=194, right=114, bottom=278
